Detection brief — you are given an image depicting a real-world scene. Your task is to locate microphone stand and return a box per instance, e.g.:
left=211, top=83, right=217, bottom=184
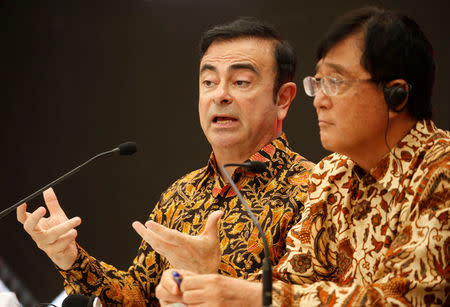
left=221, top=163, right=272, bottom=307
left=0, top=142, right=136, bottom=220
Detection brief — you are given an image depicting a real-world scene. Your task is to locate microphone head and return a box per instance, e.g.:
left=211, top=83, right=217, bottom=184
left=62, top=294, right=102, bottom=307
left=244, top=161, right=267, bottom=173
left=118, top=142, right=137, bottom=155
left=62, top=294, right=89, bottom=307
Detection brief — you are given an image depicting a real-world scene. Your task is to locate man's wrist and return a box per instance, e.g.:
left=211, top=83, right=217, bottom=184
left=225, top=276, right=262, bottom=306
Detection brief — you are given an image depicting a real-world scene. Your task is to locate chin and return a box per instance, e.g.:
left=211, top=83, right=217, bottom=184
left=320, top=133, right=331, bottom=150
left=320, top=134, right=341, bottom=154
left=321, top=143, right=335, bottom=153
left=211, top=136, right=242, bottom=149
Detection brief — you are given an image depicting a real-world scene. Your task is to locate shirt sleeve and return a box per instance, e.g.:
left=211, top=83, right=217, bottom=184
left=272, top=166, right=450, bottom=306
left=57, top=201, right=169, bottom=306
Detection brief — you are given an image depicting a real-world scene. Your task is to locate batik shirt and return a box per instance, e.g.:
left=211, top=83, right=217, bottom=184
left=273, top=120, right=449, bottom=306
left=58, top=134, right=314, bottom=306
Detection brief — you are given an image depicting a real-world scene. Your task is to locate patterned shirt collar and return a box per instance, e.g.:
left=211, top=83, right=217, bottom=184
left=197, top=133, right=292, bottom=190
left=352, top=120, right=437, bottom=187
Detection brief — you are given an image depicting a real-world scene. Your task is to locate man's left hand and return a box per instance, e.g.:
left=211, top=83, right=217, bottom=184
left=132, top=210, right=223, bottom=274
left=156, top=269, right=262, bottom=307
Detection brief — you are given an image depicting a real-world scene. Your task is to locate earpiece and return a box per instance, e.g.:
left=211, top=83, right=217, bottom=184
left=383, top=84, right=409, bottom=112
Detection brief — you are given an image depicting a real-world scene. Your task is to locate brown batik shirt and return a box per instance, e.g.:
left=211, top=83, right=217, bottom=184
left=273, top=120, right=449, bottom=306
left=58, top=134, right=314, bottom=306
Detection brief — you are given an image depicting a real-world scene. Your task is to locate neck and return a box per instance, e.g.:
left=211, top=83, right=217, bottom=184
left=214, top=132, right=282, bottom=181
left=350, top=115, right=417, bottom=172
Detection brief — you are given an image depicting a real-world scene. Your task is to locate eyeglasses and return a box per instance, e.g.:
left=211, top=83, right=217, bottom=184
left=303, top=76, right=374, bottom=97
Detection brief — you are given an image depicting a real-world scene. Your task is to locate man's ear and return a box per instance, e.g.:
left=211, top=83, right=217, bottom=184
left=276, top=82, right=297, bottom=121
left=383, top=79, right=410, bottom=118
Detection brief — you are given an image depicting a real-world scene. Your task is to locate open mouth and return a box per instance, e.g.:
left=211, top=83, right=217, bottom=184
left=213, top=116, right=237, bottom=124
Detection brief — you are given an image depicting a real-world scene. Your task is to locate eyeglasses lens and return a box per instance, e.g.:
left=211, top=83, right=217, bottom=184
left=303, top=76, right=317, bottom=97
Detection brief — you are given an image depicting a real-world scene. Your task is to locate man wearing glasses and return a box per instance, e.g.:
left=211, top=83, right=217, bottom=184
left=156, top=7, right=449, bottom=306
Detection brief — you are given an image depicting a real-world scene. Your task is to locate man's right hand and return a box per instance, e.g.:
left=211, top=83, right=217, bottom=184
left=17, top=187, right=81, bottom=270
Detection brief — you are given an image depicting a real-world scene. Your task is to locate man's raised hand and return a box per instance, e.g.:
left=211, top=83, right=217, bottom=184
left=17, top=188, right=81, bottom=270
left=132, top=210, right=223, bottom=274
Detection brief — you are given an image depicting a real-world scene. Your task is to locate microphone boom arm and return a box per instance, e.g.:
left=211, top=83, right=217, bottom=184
left=221, top=163, right=271, bottom=261
left=221, top=163, right=272, bottom=307
left=0, top=146, right=126, bottom=220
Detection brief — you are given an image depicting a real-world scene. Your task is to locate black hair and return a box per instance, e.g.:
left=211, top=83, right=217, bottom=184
left=316, top=7, right=435, bottom=120
left=199, top=17, right=296, bottom=99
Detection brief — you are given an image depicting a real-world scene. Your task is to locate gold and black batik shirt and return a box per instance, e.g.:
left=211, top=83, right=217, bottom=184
left=59, top=134, right=314, bottom=306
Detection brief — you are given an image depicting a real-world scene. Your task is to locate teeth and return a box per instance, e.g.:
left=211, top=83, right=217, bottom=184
left=217, top=119, right=233, bottom=124
left=215, top=117, right=235, bottom=124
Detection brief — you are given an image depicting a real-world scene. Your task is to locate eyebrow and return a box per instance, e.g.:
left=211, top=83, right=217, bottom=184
left=200, top=63, right=216, bottom=74
left=229, top=63, right=259, bottom=75
left=315, top=62, right=349, bottom=76
left=200, top=62, right=260, bottom=75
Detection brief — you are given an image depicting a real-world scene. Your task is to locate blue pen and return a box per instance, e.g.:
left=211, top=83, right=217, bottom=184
left=172, top=270, right=183, bottom=286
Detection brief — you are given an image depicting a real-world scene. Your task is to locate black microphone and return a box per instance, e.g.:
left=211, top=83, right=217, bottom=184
left=221, top=161, right=272, bottom=307
left=62, top=294, right=102, bottom=307
left=0, top=142, right=137, bottom=220
left=237, top=161, right=267, bottom=173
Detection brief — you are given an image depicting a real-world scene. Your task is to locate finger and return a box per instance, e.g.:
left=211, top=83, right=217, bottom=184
left=46, top=228, right=78, bottom=255
left=17, top=203, right=30, bottom=224
left=181, top=275, right=225, bottom=305
left=45, top=217, right=81, bottom=244
left=202, top=210, right=223, bottom=238
left=132, top=221, right=146, bottom=240
left=139, top=220, right=184, bottom=247
left=132, top=222, right=178, bottom=253
left=144, top=220, right=185, bottom=243
left=175, top=269, right=194, bottom=276
left=43, top=188, right=68, bottom=219
left=156, top=270, right=182, bottom=301
left=23, top=206, right=47, bottom=233
left=180, top=274, right=210, bottom=292
left=132, top=221, right=154, bottom=241
left=180, top=288, right=210, bottom=305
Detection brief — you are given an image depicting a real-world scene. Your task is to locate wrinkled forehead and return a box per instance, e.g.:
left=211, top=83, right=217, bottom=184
left=200, top=37, right=277, bottom=71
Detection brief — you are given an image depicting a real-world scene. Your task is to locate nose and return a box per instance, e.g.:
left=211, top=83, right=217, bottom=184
left=214, top=82, right=232, bottom=104
left=312, top=89, right=331, bottom=110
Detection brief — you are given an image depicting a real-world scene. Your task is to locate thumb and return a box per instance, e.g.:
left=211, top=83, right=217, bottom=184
left=201, top=210, right=223, bottom=238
